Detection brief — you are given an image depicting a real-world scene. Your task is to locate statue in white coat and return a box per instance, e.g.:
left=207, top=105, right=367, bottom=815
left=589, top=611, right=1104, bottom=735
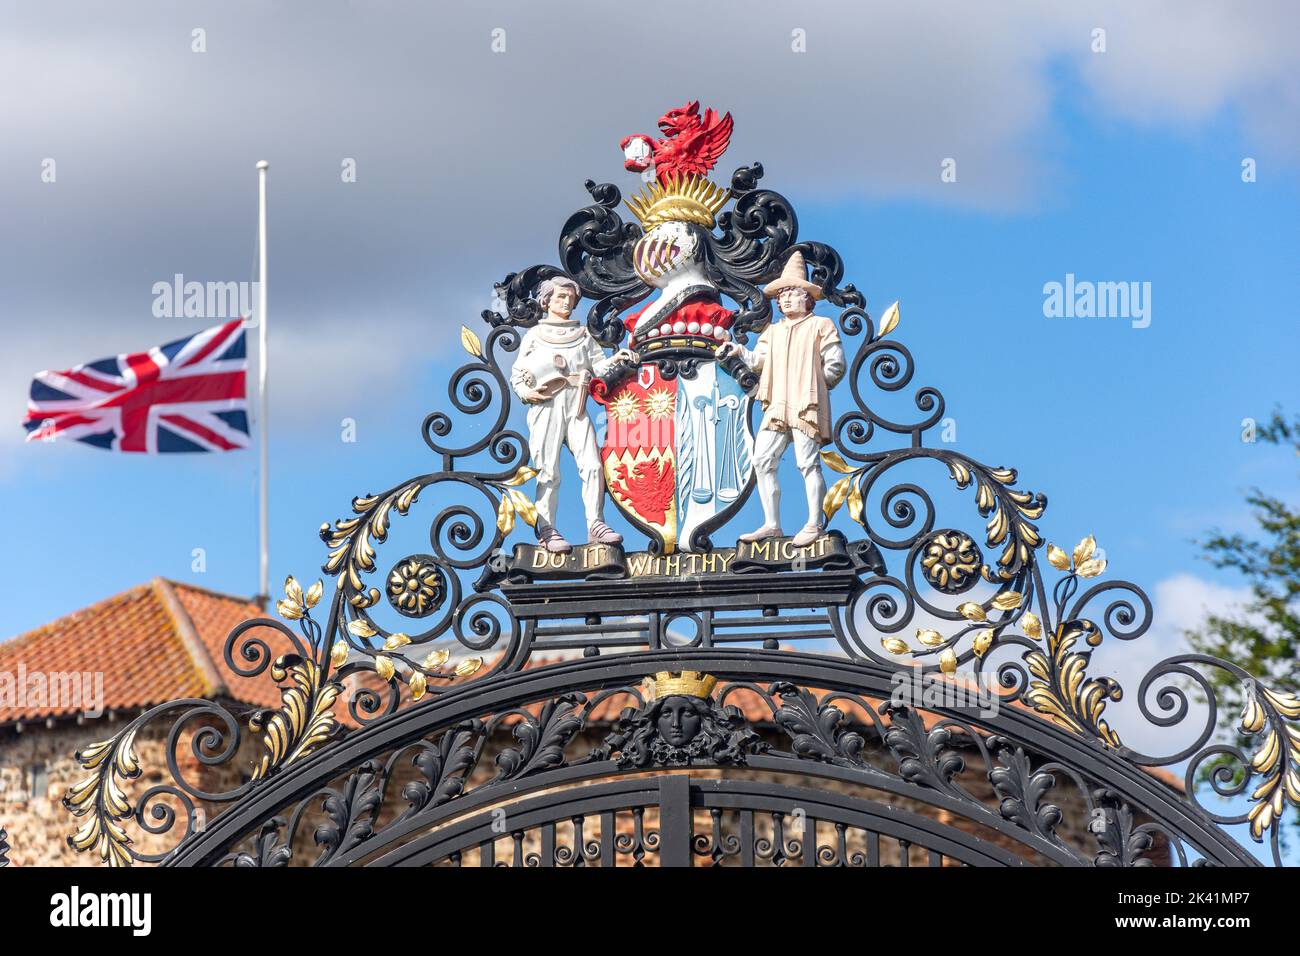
left=510, top=277, right=634, bottom=552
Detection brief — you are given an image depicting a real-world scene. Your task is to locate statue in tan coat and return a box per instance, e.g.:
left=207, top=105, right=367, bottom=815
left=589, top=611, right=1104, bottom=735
left=717, top=251, right=845, bottom=546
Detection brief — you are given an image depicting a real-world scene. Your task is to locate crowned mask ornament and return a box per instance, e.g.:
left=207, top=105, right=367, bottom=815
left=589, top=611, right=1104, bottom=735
left=600, top=671, right=765, bottom=769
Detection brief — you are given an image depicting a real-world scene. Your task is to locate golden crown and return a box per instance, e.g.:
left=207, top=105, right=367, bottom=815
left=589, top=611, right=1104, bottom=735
left=645, top=670, right=718, bottom=700
left=625, top=173, right=730, bottom=229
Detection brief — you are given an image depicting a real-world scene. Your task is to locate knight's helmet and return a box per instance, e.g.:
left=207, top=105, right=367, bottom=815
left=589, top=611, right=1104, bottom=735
left=626, top=174, right=730, bottom=285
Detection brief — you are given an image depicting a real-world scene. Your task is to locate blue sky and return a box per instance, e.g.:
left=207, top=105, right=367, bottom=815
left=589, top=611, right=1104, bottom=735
left=1, top=1, right=1297, bottom=860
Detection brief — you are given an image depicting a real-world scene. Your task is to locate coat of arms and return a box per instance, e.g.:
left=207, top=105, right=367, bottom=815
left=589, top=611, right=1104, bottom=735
left=490, top=101, right=860, bottom=558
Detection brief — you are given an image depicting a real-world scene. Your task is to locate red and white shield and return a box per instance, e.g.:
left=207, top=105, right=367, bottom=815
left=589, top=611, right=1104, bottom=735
left=595, top=360, right=754, bottom=553
left=597, top=364, right=680, bottom=550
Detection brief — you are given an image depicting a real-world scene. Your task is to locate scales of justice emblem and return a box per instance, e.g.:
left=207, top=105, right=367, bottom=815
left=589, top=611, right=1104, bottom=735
left=492, top=100, right=854, bottom=562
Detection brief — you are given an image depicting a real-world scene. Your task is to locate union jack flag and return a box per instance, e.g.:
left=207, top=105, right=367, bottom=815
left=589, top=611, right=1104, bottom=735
left=23, top=319, right=250, bottom=453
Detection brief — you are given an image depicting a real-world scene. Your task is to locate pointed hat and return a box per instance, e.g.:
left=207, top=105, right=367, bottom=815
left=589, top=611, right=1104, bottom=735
left=763, top=250, right=824, bottom=300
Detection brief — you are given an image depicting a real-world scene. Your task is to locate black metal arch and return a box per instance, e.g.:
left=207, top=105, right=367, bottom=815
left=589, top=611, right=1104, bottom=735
left=161, top=650, right=1258, bottom=868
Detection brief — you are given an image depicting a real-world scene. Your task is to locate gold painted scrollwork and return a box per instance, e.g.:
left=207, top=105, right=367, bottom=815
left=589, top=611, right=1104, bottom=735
left=1240, top=683, right=1300, bottom=839
left=64, top=728, right=141, bottom=867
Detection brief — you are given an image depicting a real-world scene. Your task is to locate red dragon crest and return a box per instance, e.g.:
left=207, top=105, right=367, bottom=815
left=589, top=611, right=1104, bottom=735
left=608, top=458, right=676, bottom=528
left=620, top=101, right=734, bottom=184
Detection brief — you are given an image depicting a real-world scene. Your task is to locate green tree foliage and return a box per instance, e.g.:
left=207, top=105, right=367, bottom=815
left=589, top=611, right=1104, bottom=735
left=1187, top=410, right=1300, bottom=831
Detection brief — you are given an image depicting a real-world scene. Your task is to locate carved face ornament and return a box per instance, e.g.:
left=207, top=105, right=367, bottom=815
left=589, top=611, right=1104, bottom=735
left=656, top=696, right=704, bottom=747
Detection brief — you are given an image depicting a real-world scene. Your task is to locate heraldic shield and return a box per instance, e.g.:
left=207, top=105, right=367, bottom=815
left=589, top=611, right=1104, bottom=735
left=597, top=358, right=754, bottom=553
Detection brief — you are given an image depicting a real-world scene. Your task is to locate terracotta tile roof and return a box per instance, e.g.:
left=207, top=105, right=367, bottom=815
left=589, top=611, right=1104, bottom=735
left=0, top=579, right=278, bottom=725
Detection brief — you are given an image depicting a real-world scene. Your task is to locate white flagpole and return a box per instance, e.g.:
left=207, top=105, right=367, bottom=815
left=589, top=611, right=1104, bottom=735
left=255, top=160, right=270, bottom=606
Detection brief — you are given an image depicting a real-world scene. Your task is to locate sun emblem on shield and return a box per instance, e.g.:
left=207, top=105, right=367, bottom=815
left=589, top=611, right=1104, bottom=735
left=609, top=391, right=640, bottom=424
left=644, top=388, right=674, bottom=420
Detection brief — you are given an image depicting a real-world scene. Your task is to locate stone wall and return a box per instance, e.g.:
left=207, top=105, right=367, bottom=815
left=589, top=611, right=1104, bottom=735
left=0, top=711, right=261, bottom=867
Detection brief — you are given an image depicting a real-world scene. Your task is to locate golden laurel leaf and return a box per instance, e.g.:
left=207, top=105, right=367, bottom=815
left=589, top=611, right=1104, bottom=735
left=304, top=580, right=324, bottom=609
left=375, top=656, right=396, bottom=682
left=423, top=648, right=451, bottom=669
left=1076, top=558, right=1107, bottom=579
left=503, top=465, right=539, bottom=486
left=409, top=671, right=428, bottom=701
left=991, top=590, right=1023, bottom=611
left=820, top=450, right=857, bottom=474
left=822, top=475, right=852, bottom=520
left=972, top=629, right=994, bottom=657
left=1021, top=611, right=1043, bottom=639
left=916, top=628, right=944, bottom=647
left=275, top=599, right=304, bottom=621
left=1251, top=730, right=1280, bottom=773
left=347, top=617, right=377, bottom=638
left=1265, top=687, right=1300, bottom=719
left=1241, top=692, right=1266, bottom=734
left=330, top=640, right=349, bottom=668
left=958, top=602, right=987, bottom=623
left=455, top=657, right=484, bottom=678
left=496, top=493, right=516, bottom=535
left=877, top=300, right=901, bottom=337
left=847, top=478, right=864, bottom=524
left=508, top=489, right=539, bottom=528
left=460, top=325, right=483, bottom=358
left=882, top=636, right=910, bottom=656
left=1073, top=535, right=1096, bottom=568
left=1046, top=544, right=1071, bottom=570
left=383, top=632, right=412, bottom=651
left=939, top=647, right=957, bottom=674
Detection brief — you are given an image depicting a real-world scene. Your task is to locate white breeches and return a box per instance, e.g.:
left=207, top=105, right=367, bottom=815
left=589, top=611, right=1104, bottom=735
left=752, top=426, right=825, bottom=530
left=526, top=392, right=604, bottom=528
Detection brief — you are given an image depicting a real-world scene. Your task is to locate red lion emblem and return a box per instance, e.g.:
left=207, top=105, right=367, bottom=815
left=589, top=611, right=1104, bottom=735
left=609, top=458, right=676, bottom=527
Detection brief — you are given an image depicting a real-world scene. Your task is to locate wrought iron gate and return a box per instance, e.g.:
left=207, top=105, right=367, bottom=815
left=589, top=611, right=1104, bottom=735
left=60, top=106, right=1293, bottom=869
left=80, top=649, right=1262, bottom=868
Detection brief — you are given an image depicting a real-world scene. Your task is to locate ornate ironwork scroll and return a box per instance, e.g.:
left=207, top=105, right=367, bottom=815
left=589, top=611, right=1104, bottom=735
left=59, top=107, right=1295, bottom=867
left=152, top=656, right=1259, bottom=867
